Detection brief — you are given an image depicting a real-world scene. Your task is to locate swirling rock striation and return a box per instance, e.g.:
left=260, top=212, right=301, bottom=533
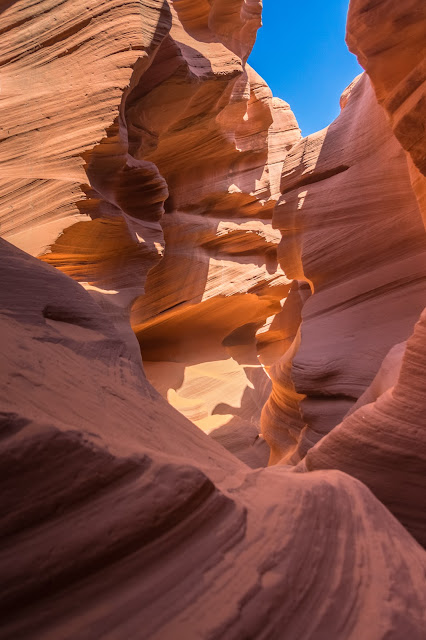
left=260, top=0, right=426, bottom=552
left=291, top=0, right=426, bottom=550
left=1, top=0, right=426, bottom=636
left=299, top=306, right=426, bottom=547
left=262, top=72, right=426, bottom=464
left=0, top=0, right=301, bottom=462
left=347, top=0, right=426, bottom=219
left=1, top=238, right=426, bottom=638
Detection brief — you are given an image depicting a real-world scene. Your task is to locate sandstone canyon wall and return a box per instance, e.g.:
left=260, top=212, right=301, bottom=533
left=2, top=217, right=426, bottom=639
left=347, top=0, right=426, bottom=219
left=294, top=0, right=426, bottom=548
left=261, top=72, right=426, bottom=464
left=260, top=0, right=426, bottom=547
left=0, top=0, right=301, bottom=466
left=1, top=0, right=426, bottom=637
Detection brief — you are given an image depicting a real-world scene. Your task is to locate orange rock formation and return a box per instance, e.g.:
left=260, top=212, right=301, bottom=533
left=0, top=0, right=300, bottom=464
left=347, top=0, right=426, bottom=219
left=1, top=0, right=426, bottom=636
left=2, top=237, right=426, bottom=638
left=261, top=73, right=426, bottom=464
left=292, top=0, right=426, bottom=549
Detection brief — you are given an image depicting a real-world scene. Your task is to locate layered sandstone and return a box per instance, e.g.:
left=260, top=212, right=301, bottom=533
left=1, top=0, right=426, bottom=636
left=299, top=305, right=426, bottom=546
left=129, top=58, right=299, bottom=463
left=124, top=45, right=299, bottom=460
left=260, top=0, right=426, bottom=550
left=262, top=73, right=426, bottom=464
left=0, top=0, right=173, bottom=361
left=347, top=0, right=426, bottom=219
left=0, top=0, right=300, bottom=464
left=2, top=237, right=426, bottom=638
left=291, top=0, right=426, bottom=549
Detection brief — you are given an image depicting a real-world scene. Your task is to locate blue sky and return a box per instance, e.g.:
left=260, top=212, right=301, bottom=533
left=248, top=0, right=363, bottom=136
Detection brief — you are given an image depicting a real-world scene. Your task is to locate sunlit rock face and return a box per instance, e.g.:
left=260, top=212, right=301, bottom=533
left=294, top=0, right=426, bottom=549
left=126, top=10, right=301, bottom=459
left=0, top=0, right=173, bottom=362
left=262, top=72, right=426, bottom=465
left=2, top=238, right=426, bottom=638
left=1, top=0, right=426, bottom=636
left=260, top=0, right=426, bottom=471
left=347, top=0, right=426, bottom=221
left=0, top=0, right=300, bottom=464
left=261, top=0, right=426, bottom=548
left=130, top=52, right=300, bottom=464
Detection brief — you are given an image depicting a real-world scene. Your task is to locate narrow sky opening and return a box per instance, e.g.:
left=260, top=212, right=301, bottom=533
left=248, top=0, right=363, bottom=136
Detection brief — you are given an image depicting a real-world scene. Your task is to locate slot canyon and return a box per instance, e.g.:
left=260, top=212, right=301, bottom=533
left=0, top=0, right=425, bottom=637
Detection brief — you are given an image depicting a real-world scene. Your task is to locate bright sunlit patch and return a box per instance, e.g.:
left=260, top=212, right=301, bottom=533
left=154, top=241, right=165, bottom=255
left=297, top=190, right=308, bottom=209
left=167, top=358, right=255, bottom=433
left=82, top=284, right=119, bottom=295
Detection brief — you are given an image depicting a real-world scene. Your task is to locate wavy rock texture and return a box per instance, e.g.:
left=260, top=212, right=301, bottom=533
left=2, top=238, right=426, bottom=638
left=1, top=0, right=426, bottom=636
left=0, top=0, right=171, bottom=262
left=299, top=307, right=426, bottom=547
left=129, top=56, right=299, bottom=464
left=0, top=0, right=174, bottom=362
left=346, top=0, right=426, bottom=220
left=292, top=0, right=426, bottom=550
left=262, top=72, right=426, bottom=464
left=124, top=16, right=300, bottom=458
left=0, top=0, right=300, bottom=464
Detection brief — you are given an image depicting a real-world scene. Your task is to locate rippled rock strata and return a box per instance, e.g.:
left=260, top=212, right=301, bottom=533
left=1, top=0, right=426, bottom=637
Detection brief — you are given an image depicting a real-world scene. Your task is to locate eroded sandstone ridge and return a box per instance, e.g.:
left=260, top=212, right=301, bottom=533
left=1, top=0, right=426, bottom=637
left=2, top=229, right=426, bottom=639
left=347, top=0, right=426, bottom=218
left=0, top=0, right=301, bottom=465
left=262, top=73, right=426, bottom=464
left=295, top=0, right=426, bottom=547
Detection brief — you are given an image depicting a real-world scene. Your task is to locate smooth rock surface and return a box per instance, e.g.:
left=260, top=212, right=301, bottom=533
left=1, top=238, right=426, bottom=638
left=347, top=0, right=426, bottom=220
left=0, top=0, right=301, bottom=462
left=300, top=307, right=426, bottom=547
left=1, top=0, right=426, bottom=636
left=262, top=72, right=426, bottom=464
